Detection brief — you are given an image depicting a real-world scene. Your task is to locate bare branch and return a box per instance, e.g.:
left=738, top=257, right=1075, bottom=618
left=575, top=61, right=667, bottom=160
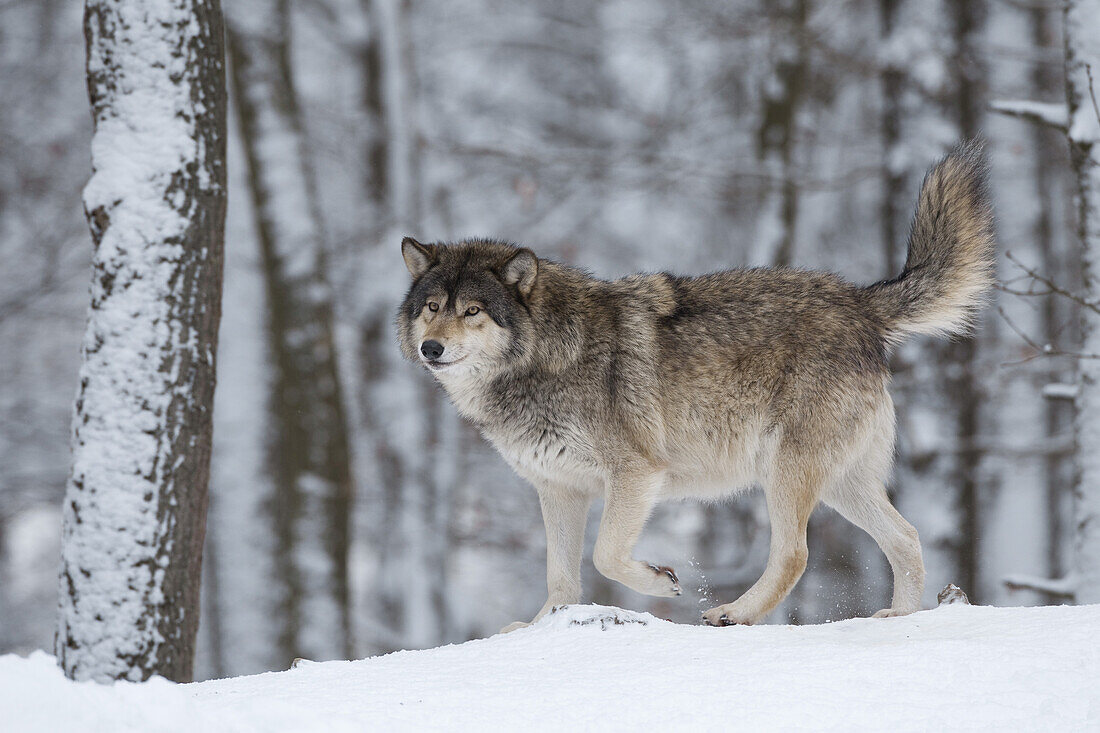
left=996, top=306, right=1100, bottom=365
left=1004, top=250, right=1100, bottom=314
left=1086, top=63, right=1100, bottom=133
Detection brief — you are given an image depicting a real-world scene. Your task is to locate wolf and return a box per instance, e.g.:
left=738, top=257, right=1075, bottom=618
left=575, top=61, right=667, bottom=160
left=397, top=143, right=995, bottom=632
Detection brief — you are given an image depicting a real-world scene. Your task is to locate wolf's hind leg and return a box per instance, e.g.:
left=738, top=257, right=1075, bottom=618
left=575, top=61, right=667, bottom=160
left=702, top=464, right=817, bottom=626
left=592, top=466, right=681, bottom=598
left=825, top=480, right=925, bottom=617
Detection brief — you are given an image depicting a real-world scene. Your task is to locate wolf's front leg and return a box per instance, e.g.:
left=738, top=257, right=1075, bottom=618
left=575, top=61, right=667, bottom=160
left=500, top=485, right=591, bottom=634
left=592, top=465, right=680, bottom=598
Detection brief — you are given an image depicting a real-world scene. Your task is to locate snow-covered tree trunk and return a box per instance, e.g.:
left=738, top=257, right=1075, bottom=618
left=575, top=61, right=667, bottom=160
left=57, top=0, right=227, bottom=683
left=1066, top=0, right=1100, bottom=604
left=226, top=0, right=354, bottom=662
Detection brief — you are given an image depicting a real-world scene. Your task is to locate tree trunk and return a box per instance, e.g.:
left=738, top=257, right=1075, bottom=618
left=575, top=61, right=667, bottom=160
left=751, top=0, right=809, bottom=267
left=1029, top=4, right=1072, bottom=596
left=226, top=0, right=355, bottom=662
left=945, top=0, right=987, bottom=601
left=359, top=0, right=390, bottom=212
left=1066, top=0, right=1100, bottom=604
left=0, top=513, right=8, bottom=651
left=879, top=0, right=906, bottom=276
left=358, top=314, right=407, bottom=644
left=57, top=0, right=226, bottom=683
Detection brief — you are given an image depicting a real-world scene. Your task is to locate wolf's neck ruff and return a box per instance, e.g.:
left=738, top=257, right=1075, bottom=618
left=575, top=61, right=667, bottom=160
left=397, top=142, right=994, bottom=632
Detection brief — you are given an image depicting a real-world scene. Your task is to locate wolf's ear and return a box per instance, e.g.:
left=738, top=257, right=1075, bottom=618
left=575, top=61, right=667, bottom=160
left=501, top=248, right=538, bottom=298
left=401, top=236, right=435, bottom=278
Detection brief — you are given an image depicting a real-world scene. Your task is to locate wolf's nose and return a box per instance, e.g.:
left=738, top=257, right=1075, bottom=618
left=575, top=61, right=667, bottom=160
left=421, top=340, right=444, bottom=360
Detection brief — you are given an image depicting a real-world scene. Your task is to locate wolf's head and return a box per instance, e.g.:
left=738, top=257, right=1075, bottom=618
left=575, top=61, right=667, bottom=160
left=397, top=237, right=538, bottom=380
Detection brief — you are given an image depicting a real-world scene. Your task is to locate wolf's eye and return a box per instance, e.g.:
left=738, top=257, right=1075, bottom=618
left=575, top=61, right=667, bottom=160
left=464, top=306, right=480, bottom=317
left=427, top=301, right=439, bottom=312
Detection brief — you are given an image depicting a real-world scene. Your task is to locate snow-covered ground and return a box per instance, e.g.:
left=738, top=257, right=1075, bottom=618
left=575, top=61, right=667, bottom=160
left=5, top=603, right=1098, bottom=732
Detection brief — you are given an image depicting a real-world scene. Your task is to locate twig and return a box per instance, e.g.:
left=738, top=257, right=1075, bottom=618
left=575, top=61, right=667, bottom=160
left=996, top=306, right=1100, bottom=365
left=1086, top=63, right=1100, bottom=131
left=1004, top=250, right=1100, bottom=314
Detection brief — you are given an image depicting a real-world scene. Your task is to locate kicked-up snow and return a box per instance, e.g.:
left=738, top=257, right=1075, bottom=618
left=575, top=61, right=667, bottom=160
left=5, top=603, right=1098, bottom=731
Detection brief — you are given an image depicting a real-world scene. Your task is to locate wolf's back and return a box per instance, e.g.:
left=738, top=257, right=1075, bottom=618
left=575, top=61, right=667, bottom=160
left=864, top=141, right=995, bottom=344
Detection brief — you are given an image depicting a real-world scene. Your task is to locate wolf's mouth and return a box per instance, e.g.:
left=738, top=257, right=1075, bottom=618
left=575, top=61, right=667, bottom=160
left=424, top=356, right=466, bottom=371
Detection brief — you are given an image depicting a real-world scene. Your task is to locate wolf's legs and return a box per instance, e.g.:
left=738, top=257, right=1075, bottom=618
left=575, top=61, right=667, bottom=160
left=592, top=466, right=681, bottom=598
left=500, top=486, right=591, bottom=634
left=702, top=465, right=817, bottom=626
left=825, top=481, right=924, bottom=617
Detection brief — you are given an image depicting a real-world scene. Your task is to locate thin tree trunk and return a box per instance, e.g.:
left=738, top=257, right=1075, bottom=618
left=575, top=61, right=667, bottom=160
left=1065, top=0, right=1100, bottom=604
left=752, top=0, right=809, bottom=267
left=198, top=487, right=228, bottom=679
left=226, top=0, right=355, bottom=662
left=358, top=314, right=407, bottom=644
left=360, top=0, right=389, bottom=211
left=0, top=513, right=7, bottom=651
left=879, top=0, right=906, bottom=275
left=946, top=0, right=987, bottom=601
left=57, top=0, right=226, bottom=683
left=1030, top=3, right=1072, bottom=600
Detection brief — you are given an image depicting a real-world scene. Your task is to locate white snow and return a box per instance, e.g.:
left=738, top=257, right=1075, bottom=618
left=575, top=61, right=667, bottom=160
left=5, top=603, right=1099, bottom=731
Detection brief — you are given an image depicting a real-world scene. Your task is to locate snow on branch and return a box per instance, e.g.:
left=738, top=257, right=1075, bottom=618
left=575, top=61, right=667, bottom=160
left=1042, top=383, right=1079, bottom=400
left=1003, top=573, right=1077, bottom=599
left=1068, top=63, right=1100, bottom=145
left=989, top=99, right=1069, bottom=131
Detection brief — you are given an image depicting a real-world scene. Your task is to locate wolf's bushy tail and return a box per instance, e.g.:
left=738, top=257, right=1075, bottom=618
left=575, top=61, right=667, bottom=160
left=865, top=141, right=996, bottom=344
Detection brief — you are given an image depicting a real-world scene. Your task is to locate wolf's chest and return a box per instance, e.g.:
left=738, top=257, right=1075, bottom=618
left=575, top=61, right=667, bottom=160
left=483, top=416, right=600, bottom=488
left=441, top=372, right=602, bottom=486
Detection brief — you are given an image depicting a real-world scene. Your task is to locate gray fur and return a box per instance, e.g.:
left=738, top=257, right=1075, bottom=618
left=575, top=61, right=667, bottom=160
left=397, top=144, right=996, bottom=630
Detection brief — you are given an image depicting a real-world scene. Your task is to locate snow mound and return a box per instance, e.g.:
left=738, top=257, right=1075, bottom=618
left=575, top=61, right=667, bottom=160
left=4, top=603, right=1099, bottom=732
left=536, top=603, right=659, bottom=629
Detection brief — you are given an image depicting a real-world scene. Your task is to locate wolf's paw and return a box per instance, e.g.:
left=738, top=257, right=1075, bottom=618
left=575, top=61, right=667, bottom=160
left=646, top=563, right=682, bottom=597
left=499, top=620, right=531, bottom=634
left=871, top=607, right=915, bottom=619
left=702, top=603, right=755, bottom=627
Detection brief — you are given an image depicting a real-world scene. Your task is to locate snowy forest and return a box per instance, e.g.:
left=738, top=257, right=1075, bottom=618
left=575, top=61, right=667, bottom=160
left=1, top=0, right=1099, bottom=688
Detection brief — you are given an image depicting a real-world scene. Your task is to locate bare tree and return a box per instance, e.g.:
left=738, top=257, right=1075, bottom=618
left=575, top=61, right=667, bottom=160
left=56, top=0, right=226, bottom=682
left=226, top=0, right=355, bottom=662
